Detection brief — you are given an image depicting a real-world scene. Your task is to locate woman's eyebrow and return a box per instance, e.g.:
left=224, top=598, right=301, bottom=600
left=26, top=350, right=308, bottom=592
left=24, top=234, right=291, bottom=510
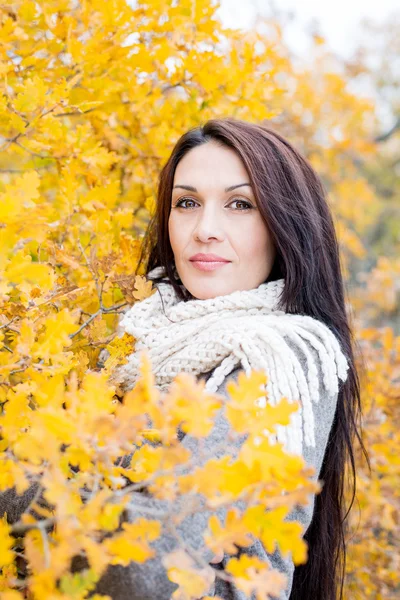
left=172, top=183, right=252, bottom=192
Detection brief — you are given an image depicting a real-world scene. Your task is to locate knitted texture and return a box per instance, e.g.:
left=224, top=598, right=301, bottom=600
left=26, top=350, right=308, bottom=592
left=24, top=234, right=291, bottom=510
left=111, top=266, right=349, bottom=455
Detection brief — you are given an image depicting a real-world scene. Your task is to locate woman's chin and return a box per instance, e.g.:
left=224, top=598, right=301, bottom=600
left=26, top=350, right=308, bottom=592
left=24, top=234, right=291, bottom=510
left=184, top=280, right=234, bottom=300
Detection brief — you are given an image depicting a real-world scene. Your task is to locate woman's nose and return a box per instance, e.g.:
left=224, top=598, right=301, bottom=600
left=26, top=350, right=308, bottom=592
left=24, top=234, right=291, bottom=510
left=192, top=206, right=224, bottom=242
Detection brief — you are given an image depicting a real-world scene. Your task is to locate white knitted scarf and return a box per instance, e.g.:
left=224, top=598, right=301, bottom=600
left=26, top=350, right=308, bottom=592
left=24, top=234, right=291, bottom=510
left=112, top=266, right=349, bottom=455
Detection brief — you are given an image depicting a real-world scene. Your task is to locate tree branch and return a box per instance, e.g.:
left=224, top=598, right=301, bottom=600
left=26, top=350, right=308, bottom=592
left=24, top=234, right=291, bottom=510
left=374, top=116, right=400, bottom=143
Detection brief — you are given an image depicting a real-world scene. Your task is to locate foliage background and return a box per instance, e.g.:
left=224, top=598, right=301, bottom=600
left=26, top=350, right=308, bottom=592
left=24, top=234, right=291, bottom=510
left=0, top=1, right=399, bottom=598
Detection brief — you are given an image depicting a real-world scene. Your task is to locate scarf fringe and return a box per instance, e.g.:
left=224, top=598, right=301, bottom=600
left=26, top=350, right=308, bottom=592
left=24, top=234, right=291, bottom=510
left=112, top=268, right=349, bottom=456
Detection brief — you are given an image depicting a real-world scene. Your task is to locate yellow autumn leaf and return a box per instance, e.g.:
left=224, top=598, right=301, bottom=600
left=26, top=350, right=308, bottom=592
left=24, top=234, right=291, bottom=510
left=163, top=549, right=216, bottom=599
left=0, top=518, right=14, bottom=568
left=0, top=591, right=25, bottom=600
left=0, top=170, right=40, bottom=221
left=13, top=75, right=48, bottom=113
left=243, top=505, right=308, bottom=564
left=132, top=275, right=155, bottom=301
left=103, top=332, right=136, bottom=373
left=204, top=508, right=254, bottom=555
left=5, top=251, right=56, bottom=292
left=105, top=519, right=161, bottom=566
left=167, top=372, right=223, bottom=437
left=32, top=308, right=78, bottom=362
left=224, top=370, right=299, bottom=435
left=225, top=554, right=288, bottom=599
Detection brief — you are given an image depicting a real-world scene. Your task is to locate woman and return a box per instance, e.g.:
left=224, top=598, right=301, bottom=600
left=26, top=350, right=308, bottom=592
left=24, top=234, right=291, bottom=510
left=101, top=117, right=366, bottom=600
left=0, top=117, right=366, bottom=599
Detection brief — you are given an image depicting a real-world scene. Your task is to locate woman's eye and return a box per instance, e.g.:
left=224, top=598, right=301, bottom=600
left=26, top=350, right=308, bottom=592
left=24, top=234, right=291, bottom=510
left=175, top=197, right=198, bottom=209
left=174, top=197, right=253, bottom=211
left=230, top=199, right=253, bottom=211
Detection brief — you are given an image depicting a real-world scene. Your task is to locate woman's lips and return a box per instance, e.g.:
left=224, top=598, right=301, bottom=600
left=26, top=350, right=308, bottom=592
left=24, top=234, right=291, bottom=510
left=190, top=260, right=230, bottom=272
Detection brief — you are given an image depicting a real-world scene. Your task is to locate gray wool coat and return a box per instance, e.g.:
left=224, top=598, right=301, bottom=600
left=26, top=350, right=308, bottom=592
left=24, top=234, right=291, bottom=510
left=0, top=340, right=339, bottom=600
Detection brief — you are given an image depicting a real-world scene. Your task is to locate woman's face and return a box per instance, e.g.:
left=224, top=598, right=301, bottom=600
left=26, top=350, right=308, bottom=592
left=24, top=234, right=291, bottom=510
left=168, top=141, right=276, bottom=300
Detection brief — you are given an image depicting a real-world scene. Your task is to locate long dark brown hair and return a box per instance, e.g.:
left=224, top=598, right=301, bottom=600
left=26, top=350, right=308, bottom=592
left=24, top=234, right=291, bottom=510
left=134, top=117, right=369, bottom=599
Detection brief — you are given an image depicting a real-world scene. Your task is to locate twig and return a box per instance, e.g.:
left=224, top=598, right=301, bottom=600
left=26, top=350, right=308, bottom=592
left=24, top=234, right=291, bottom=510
left=76, top=233, right=96, bottom=261
left=69, top=309, right=101, bottom=339
left=0, top=317, right=16, bottom=330
left=25, top=482, right=44, bottom=516
left=0, top=166, right=52, bottom=173
left=53, top=107, right=98, bottom=117
left=11, top=517, right=55, bottom=536
left=77, top=240, right=104, bottom=308
left=103, top=302, right=128, bottom=313
left=14, top=140, right=56, bottom=160
left=68, top=301, right=128, bottom=339
left=38, top=521, right=51, bottom=568
left=374, top=116, right=400, bottom=143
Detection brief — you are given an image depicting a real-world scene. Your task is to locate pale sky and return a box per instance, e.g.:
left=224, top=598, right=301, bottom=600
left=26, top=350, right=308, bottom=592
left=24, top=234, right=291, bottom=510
left=217, top=0, right=399, bottom=128
left=217, top=0, right=399, bottom=59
